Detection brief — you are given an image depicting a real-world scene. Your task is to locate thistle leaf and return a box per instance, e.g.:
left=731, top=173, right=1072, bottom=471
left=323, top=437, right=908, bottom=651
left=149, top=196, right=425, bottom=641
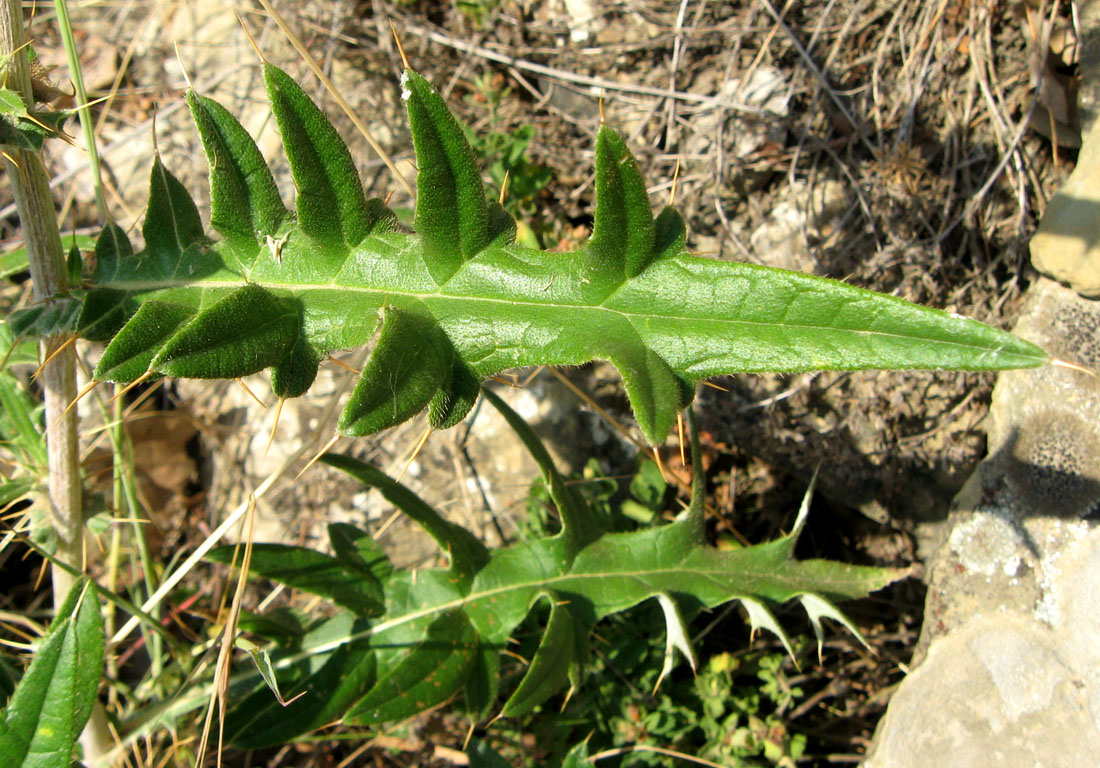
left=589, top=125, right=656, bottom=280
left=327, top=522, right=394, bottom=583
left=150, top=284, right=297, bottom=379
left=347, top=611, right=477, bottom=725
left=206, top=544, right=384, bottom=616
left=319, top=453, right=488, bottom=583
left=337, top=304, right=452, bottom=437
left=219, top=391, right=903, bottom=746
left=499, top=592, right=577, bottom=717
left=93, top=300, right=193, bottom=382
left=30, top=62, right=1047, bottom=446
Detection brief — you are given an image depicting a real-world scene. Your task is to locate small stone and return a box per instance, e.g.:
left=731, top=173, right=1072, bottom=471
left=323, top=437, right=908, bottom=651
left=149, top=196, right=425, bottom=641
left=1030, top=118, right=1100, bottom=297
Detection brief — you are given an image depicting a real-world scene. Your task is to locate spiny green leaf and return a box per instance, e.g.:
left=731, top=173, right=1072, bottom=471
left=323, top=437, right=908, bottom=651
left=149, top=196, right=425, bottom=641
left=589, top=124, right=656, bottom=280
left=320, top=454, right=488, bottom=583
left=186, top=90, right=286, bottom=261
left=499, top=592, right=577, bottom=717
left=93, top=300, right=193, bottom=382
left=89, top=221, right=132, bottom=284
left=327, top=522, right=394, bottom=583
left=75, top=288, right=131, bottom=343
left=337, top=304, right=453, bottom=437
left=151, top=284, right=297, bottom=379
left=0, top=87, right=73, bottom=151
left=270, top=333, right=319, bottom=399
left=480, top=387, right=588, bottom=546
left=263, top=63, right=390, bottom=253
left=33, top=62, right=1047, bottom=447
left=428, top=358, right=481, bottom=431
left=403, top=69, right=491, bottom=283
left=7, top=297, right=80, bottom=338
left=216, top=394, right=902, bottom=741
left=0, top=580, right=103, bottom=768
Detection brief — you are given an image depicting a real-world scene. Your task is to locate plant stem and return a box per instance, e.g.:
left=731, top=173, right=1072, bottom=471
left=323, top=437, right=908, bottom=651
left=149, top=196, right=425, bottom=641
left=0, top=1, right=111, bottom=762
left=0, top=0, right=81, bottom=612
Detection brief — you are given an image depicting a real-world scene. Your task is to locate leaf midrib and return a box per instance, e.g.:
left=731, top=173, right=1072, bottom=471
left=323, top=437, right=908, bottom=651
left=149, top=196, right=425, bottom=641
left=289, top=559, right=886, bottom=664
left=95, top=275, right=1025, bottom=356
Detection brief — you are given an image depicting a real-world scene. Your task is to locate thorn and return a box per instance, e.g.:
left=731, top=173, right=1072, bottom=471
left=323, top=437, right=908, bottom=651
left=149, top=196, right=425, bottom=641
left=107, top=371, right=154, bottom=406
left=236, top=11, right=267, bottom=64
left=652, top=668, right=667, bottom=696
left=263, top=397, right=285, bottom=457
left=173, top=40, right=193, bottom=90
left=521, top=366, right=543, bottom=387
left=652, top=446, right=671, bottom=485
left=488, top=374, right=520, bottom=387
left=1051, top=357, right=1096, bottom=377
left=383, top=188, right=395, bottom=206
left=498, top=169, right=510, bottom=205
left=33, top=556, right=48, bottom=591
left=325, top=354, right=361, bottom=375
left=372, top=508, right=402, bottom=540
left=4, top=150, right=29, bottom=185
left=501, top=649, right=529, bottom=665
left=32, top=335, right=77, bottom=381
left=676, top=411, right=686, bottom=467
left=668, top=157, right=681, bottom=207
left=62, top=379, right=100, bottom=421
left=235, top=378, right=266, bottom=407
left=701, top=379, right=729, bottom=392
left=396, top=427, right=431, bottom=482
left=390, top=19, right=411, bottom=70
left=559, top=685, right=575, bottom=713
left=297, top=432, right=341, bottom=478
left=462, top=721, right=476, bottom=752
left=597, top=92, right=606, bottom=124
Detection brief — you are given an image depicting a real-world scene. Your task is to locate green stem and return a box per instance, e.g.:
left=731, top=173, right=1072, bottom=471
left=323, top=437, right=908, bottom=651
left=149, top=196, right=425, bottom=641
left=52, top=0, right=107, bottom=218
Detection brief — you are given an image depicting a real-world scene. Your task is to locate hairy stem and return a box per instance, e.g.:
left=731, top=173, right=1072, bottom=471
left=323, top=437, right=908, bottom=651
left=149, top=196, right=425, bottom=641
left=0, top=0, right=80, bottom=611
left=0, top=1, right=110, bottom=762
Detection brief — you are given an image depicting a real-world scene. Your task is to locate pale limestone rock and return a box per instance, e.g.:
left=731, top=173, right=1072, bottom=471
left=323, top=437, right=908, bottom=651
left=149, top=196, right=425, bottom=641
left=1031, top=115, right=1100, bottom=297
